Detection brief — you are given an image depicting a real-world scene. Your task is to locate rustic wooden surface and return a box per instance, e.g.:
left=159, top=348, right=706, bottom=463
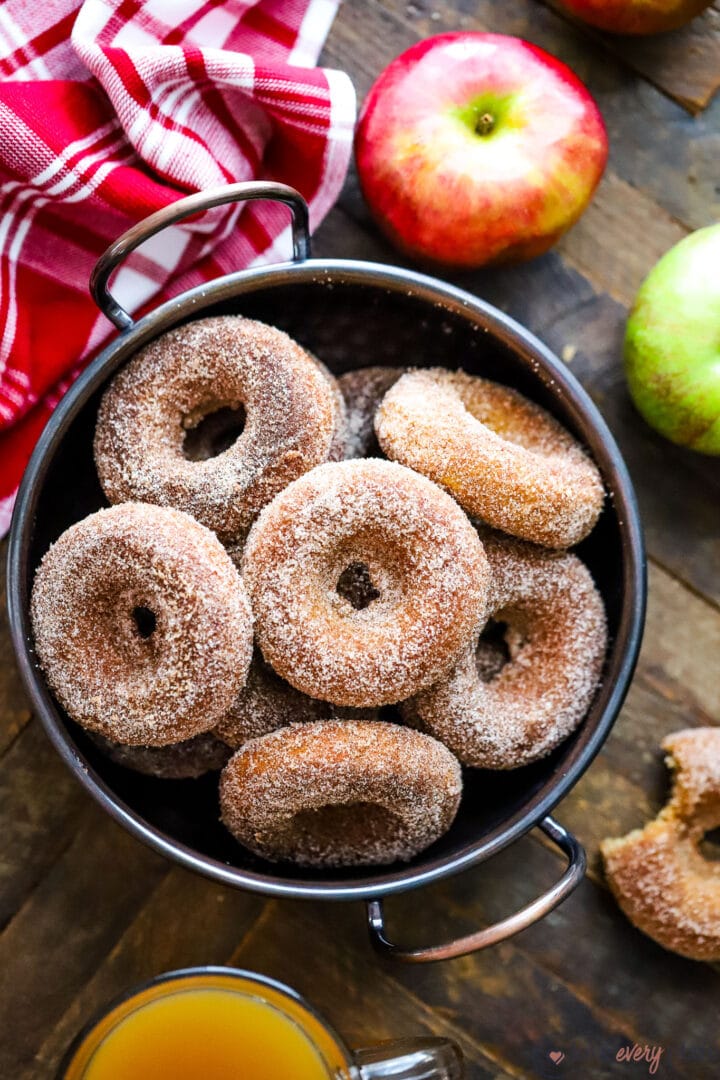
left=2, top=3, right=719, bottom=1077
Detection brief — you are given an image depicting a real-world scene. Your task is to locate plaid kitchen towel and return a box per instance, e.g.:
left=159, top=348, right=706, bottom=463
left=0, top=0, right=355, bottom=534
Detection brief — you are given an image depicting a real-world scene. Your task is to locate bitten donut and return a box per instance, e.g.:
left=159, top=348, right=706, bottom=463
left=219, top=720, right=463, bottom=867
left=401, top=531, right=607, bottom=769
left=338, top=366, right=406, bottom=458
left=31, top=503, right=253, bottom=746
left=89, top=730, right=232, bottom=779
left=242, top=459, right=490, bottom=707
left=94, top=316, right=339, bottom=543
left=375, top=368, right=604, bottom=548
left=602, top=728, right=720, bottom=962
left=214, top=650, right=378, bottom=748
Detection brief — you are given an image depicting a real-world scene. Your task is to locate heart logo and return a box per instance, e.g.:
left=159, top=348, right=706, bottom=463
left=549, top=1051, right=565, bottom=1065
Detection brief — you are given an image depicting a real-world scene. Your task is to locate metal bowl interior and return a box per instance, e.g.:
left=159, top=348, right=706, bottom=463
left=8, top=259, right=646, bottom=900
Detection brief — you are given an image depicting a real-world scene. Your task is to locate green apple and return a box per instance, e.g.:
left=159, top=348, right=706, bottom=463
left=624, top=224, right=720, bottom=454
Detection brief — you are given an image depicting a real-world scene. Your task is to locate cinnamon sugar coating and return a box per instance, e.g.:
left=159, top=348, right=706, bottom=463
left=30, top=503, right=253, bottom=746
left=375, top=368, right=604, bottom=548
left=242, top=459, right=490, bottom=707
left=338, top=366, right=406, bottom=458
left=219, top=720, right=463, bottom=867
left=89, top=730, right=232, bottom=779
left=401, top=530, right=607, bottom=769
left=214, top=650, right=378, bottom=748
left=94, top=316, right=338, bottom=543
left=602, top=728, right=720, bottom=961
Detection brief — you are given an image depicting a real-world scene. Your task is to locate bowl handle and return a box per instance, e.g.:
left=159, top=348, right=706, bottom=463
left=366, top=815, right=585, bottom=963
left=90, top=181, right=311, bottom=332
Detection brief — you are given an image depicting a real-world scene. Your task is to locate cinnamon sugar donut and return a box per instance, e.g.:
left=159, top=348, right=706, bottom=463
left=401, top=531, right=607, bottom=769
left=602, top=728, right=720, bottom=962
left=89, top=730, right=232, bottom=779
left=375, top=368, right=604, bottom=548
left=214, top=650, right=378, bottom=748
left=94, top=316, right=338, bottom=543
left=242, top=459, right=490, bottom=707
left=338, top=366, right=406, bottom=458
left=219, top=720, right=463, bottom=867
left=31, top=503, right=253, bottom=746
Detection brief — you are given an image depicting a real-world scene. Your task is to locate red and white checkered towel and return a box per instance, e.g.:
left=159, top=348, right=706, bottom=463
left=0, top=0, right=355, bottom=534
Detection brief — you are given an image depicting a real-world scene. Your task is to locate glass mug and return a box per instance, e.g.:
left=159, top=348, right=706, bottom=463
left=58, top=966, right=463, bottom=1080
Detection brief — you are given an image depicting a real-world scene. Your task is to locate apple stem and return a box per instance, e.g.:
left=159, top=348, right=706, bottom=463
left=476, top=112, right=495, bottom=136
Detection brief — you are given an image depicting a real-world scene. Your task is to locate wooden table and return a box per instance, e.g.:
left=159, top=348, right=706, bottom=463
left=2, top=3, right=719, bottom=1077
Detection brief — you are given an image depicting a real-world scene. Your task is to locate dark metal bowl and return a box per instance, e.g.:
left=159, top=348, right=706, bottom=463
left=7, top=183, right=646, bottom=961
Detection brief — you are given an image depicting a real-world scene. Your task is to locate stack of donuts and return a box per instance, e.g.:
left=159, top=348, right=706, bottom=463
left=30, top=315, right=608, bottom=869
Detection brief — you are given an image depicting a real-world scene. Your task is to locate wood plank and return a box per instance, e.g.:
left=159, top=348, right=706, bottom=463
left=0, top=809, right=166, bottom=1078
left=321, top=0, right=719, bottom=231
left=556, top=172, right=689, bottom=308
left=229, top=899, right=526, bottom=1078
left=0, top=720, right=86, bottom=930
left=28, top=869, right=267, bottom=1079
left=0, top=540, right=32, bottom=755
left=543, top=1, right=720, bottom=115
left=637, top=562, right=720, bottom=721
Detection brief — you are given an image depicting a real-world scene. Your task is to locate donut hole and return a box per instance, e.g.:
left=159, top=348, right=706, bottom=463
left=131, top=606, right=157, bottom=639
left=475, top=619, right=512, bottom=681
left=336, top=562, right=381, bottom=610
left=699, top=828, right=720, bottom=863
left=290, top=801, right=401, bottom=854
left=183, top=404, right=246, bottom=461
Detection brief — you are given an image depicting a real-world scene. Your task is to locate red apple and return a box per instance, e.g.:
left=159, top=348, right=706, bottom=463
left=556, top=0, right=712, bottom=35
left=354, top=33, right=608, bottom=269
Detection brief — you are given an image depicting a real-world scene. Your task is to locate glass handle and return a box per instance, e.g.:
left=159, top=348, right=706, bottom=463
left=352, top=1037, right=463, bottom=1078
